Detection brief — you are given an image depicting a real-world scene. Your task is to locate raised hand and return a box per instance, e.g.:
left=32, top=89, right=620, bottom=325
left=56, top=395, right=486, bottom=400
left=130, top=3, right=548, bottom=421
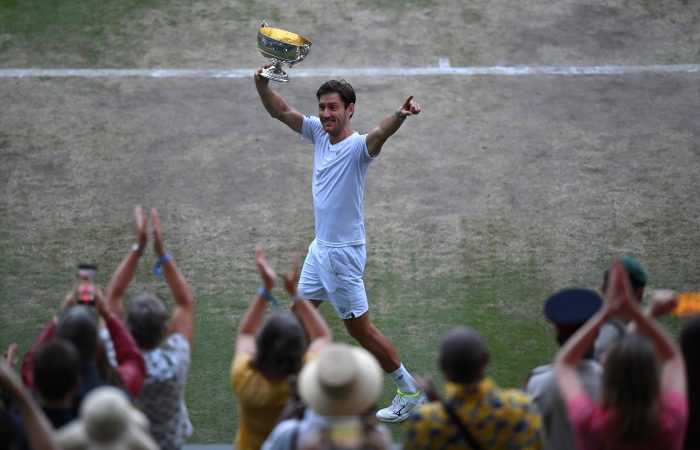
left=134, top=204, right=147, bottom=250
left=93, top=287, right=112, bottom=320
left=648, top=289, right=678, bottom=318
left=3, top=344, right=18, bottom=369
left=253, top=65, right=271, bottom=90
left=60, top=285, right=79, bottom=312
left=399, top=95, right=421, bottom=118
left=255, top=247, right=276, bottom=292
left=151, top=208, right=165, bottom=257
left=283, top=253, right=301, bottom=297
left=605, top=259, right=638, bottom=319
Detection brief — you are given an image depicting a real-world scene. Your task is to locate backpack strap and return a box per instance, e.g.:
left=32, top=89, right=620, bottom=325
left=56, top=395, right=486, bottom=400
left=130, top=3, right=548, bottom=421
left=442, top=400, right=483, bottom=450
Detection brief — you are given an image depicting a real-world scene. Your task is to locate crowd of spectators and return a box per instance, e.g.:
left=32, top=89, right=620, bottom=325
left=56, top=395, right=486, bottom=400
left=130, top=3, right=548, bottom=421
left=0, top=207, right=696, bottom=449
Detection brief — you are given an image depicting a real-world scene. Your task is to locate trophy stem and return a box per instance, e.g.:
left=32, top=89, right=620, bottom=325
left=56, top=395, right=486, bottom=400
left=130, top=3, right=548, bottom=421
left=260, top=61, right=290, bottom=83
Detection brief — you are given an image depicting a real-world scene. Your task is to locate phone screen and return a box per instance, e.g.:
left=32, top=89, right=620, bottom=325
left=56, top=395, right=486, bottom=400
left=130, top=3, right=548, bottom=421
left=76, top=264, right=97, bottom=305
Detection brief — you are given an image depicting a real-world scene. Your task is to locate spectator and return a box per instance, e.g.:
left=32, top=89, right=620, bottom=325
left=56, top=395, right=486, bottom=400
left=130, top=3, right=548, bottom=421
left=555, top=259, right=688, bottom=450
left=680, top=314, right=700, bottom=450
left=11, top=339, right=82, bottom=450
left=232, top=248, right=332, bottom=450
left=593, top=255, right=647, bottom=361
left=21, top=289, right=146, bottom=414
left=262, top=343, right=393, bottom=450
left=0, top=345, right=59, bottom=450
left=106, top=206, right=195, bottom=450
left=523, top=288, right=603, bottom=450
left=403, top=326, right=543, bottom=450
left=32, top=340, right=81, bottom=426
left=55, top=385, right=158, bottom=450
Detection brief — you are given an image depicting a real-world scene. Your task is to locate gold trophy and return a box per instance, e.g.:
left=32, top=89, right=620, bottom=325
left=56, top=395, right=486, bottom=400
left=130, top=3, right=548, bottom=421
left=257, top=21, right=311, bottom=82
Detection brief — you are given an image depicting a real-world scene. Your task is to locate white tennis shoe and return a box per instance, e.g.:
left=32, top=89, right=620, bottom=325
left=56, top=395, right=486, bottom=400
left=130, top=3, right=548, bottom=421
left=376, top=389, right=427, bottom=423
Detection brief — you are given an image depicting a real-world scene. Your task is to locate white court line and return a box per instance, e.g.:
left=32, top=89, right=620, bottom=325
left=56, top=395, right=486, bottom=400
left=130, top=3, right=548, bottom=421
left=0, top=64, right=699, bottom=78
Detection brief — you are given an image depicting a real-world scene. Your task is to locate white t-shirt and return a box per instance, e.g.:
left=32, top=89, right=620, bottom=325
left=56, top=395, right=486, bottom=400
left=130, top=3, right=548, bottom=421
left=140, top=333, right=192, bottom=450
left=302, top=116, right=375, bottom=247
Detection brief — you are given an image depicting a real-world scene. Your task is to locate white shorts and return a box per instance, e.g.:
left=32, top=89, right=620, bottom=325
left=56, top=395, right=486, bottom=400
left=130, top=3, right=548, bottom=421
left=297, top=239, right=369, bottom=319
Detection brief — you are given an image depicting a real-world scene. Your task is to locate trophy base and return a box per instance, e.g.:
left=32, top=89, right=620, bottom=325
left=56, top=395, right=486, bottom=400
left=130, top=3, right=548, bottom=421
left=260, top=66, right=290, bottom=83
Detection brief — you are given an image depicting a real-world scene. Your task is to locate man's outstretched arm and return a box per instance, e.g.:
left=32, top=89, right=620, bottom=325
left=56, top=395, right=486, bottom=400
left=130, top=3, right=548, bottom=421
left=254, top=66, right=304, bottom=133
left=366, top=95, right=421, bottom=157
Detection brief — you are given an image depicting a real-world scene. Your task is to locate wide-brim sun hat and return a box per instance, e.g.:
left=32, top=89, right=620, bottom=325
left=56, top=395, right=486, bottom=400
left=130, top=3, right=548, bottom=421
left=56, top=386, right=159, bottom=450
left=298, top=343, right=383, bottom=416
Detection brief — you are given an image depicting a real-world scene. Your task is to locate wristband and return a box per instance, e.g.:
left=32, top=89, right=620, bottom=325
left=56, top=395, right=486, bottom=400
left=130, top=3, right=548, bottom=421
left=153, top=253, right=172, bottom=277
left=258, top=287, right=281, bottom=310
left=292, top=294, right=304, bottom=302
left=395, top=108, right=406, bottom=121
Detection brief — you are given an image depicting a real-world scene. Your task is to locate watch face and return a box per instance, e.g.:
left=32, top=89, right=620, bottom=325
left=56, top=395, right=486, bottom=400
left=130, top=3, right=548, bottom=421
left=132, top=244, right=141, bottom=253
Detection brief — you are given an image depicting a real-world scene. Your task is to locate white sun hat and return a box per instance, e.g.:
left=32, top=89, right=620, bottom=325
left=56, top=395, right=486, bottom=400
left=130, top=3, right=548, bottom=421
left=298, top=343, right=383, bottom=417
left=56, top=386, right=158, bottom=450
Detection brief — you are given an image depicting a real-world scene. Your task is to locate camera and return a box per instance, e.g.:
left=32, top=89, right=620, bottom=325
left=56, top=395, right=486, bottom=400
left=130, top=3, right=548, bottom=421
left=76, top=264, right=97, bottom=305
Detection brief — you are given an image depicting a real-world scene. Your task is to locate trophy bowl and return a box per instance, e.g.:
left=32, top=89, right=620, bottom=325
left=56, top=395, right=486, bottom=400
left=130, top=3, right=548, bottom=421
left=257, top=21, right=311, bottom=82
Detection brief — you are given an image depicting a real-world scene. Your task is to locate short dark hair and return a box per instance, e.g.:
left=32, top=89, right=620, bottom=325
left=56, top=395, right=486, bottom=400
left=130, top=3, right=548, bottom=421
left=440, top=326, right=489, bottom=384
left=33, top=339, right=81, bottom=402
left=252, top=313, right=307, bottom=379
left=126, top=292, right=168, bottom=350
left=56, top=305, right=99, bottom=363
left=316, top=79, right=356, bottom=109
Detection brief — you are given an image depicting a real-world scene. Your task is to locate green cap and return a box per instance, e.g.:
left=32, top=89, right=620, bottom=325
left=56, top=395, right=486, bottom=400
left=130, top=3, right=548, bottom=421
left=621, top=254, right=648, bottom=286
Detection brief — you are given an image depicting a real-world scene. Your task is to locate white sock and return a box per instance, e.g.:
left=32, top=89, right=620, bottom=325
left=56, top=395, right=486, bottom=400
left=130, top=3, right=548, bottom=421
left=388, top=363, right=418, bottom=394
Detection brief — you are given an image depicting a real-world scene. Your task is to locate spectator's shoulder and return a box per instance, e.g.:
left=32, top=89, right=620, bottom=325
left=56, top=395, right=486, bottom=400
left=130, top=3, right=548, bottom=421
left=166, top=333, right=190, bottom=352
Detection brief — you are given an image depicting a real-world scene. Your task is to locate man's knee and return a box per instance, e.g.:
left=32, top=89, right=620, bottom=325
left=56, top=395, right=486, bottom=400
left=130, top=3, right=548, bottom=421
left=344, top=315, right=378, bottom=342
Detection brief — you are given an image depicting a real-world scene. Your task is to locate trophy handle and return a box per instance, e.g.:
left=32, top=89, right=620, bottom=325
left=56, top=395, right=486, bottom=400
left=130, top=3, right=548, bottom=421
left=289, top=45, right=310, bottom=68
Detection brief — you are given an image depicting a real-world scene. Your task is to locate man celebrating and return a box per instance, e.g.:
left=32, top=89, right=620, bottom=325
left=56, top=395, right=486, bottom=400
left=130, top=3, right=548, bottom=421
left=254, top=69, right=424, bottom=422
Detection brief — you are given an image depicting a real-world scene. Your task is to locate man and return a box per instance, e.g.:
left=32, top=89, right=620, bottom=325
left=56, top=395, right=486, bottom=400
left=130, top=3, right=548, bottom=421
left=106, top=206, right=195, bottom=450
left=254, top=68, right=425, bottom=422
left=523, top=288, right=603, bottom=450
left=403, top=326, right=543, bottom=449
left=593, top=255, right=677, bottom=361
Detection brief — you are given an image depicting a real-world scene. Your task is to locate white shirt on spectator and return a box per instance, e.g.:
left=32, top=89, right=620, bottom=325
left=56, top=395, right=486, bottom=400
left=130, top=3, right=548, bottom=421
left=139, top=333, right=193, bottom=450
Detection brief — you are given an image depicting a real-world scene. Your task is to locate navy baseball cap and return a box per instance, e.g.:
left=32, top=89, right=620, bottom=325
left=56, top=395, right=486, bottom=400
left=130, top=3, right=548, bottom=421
left=544, top=288, right=603, bottom=333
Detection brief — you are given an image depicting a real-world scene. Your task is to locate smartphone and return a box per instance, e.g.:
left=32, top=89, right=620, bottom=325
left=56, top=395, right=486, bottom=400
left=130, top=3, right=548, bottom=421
left=76, top=264, right=97, bottom=305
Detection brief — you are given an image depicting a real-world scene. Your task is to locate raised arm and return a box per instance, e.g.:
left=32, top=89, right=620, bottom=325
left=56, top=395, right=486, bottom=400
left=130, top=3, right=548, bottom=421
left=366, top=95, right=421, bottom=157
left=254, top=66, right=304, bottom=133
left=106, top=205, right=148, bottom=319
left=555, top=260, right=628, bottom=404
left=283, top=253, right=332, bottom=355
left=625, top=289, right=687, bottom=397
left=151, top=208, right=195, bottom=348
left=235, top=247, right=276, bottom=356
left=554, top=305, right=611, bottom=404
left=94, top=289, right=146, bottom=396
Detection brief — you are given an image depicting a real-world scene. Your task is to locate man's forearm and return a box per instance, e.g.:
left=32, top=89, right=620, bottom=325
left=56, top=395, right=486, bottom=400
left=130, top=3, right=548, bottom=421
left=366, top=111, right=405, bottom=157
left=257, top=85, right=289, bottom=120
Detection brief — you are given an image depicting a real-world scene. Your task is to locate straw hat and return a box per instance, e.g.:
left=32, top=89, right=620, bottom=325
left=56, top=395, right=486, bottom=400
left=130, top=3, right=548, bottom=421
left=56, top=386, right=158, bottom=450
left=298, top=343, right=383, bottom=416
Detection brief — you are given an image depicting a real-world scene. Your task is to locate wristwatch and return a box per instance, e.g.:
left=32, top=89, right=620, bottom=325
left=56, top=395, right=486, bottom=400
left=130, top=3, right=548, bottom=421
left=132, top=243, right=143, bottom=255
